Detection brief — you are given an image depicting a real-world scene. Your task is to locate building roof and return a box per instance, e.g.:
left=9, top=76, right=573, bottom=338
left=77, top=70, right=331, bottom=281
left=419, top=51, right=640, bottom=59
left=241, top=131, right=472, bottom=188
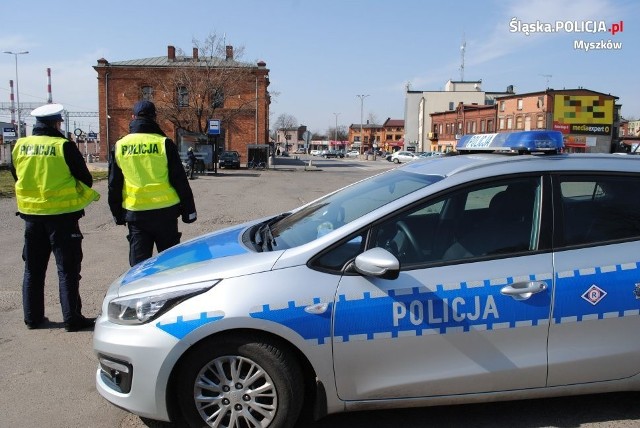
left=495, top=88, right=619, bottom=100
left=95, top=55, right=254, bottom=68
left=383, top=118, right=404, bottom=127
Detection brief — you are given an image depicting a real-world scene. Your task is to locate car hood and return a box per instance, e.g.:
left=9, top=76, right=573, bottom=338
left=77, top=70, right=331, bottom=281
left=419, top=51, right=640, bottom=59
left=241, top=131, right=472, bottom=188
left=115, top=224, right=283, bottom=294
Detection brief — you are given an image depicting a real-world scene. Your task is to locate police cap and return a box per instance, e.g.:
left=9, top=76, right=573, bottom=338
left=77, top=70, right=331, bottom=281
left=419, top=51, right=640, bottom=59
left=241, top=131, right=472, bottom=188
left=133, top=100, right=156, bottom=118
left=30, top=103, right=64, bottom=122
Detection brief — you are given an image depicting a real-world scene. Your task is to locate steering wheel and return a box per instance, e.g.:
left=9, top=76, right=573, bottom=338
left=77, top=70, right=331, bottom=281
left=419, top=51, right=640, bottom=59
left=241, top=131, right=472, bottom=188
left=396, top=221, right=421, bottom=261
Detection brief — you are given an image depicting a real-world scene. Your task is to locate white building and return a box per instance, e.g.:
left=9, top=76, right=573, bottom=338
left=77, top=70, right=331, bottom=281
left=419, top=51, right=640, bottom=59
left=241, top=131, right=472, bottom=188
left=404, top=80, right=512, bottom=151
left=628, top=119, right=640, bottom=136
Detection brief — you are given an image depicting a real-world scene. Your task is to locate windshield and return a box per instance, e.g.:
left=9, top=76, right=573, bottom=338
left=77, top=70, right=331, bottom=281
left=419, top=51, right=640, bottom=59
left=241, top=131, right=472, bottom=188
left=250, top=169, right=442, bottom=251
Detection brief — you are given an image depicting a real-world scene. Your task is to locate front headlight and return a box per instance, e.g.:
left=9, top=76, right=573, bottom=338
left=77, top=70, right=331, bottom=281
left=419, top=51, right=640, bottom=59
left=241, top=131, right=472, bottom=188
left=108, top=280, right=219, bottom=325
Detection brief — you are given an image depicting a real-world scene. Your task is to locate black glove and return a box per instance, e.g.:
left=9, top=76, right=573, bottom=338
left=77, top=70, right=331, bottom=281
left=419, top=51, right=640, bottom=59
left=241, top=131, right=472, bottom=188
left=182, top=212, right=197, bottom=224
left=113, top=216, right=126, bottom=226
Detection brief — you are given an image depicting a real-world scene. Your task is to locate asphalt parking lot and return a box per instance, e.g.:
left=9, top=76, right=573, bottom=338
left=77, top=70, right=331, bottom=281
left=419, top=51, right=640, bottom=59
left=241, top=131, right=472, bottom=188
left=0, top=155, right=638, bottom=428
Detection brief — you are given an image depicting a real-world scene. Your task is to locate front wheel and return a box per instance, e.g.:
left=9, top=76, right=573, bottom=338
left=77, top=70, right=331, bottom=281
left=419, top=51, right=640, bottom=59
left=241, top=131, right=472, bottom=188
left=393, top=158, right=400, bottom=164
left=176, top=335, right=304, bottom=428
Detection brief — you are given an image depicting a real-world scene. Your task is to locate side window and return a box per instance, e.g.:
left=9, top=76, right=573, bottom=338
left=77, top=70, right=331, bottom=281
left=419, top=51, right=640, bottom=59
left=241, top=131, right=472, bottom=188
left=372, top=177, right=541, bottom=267
left=314, top=233, right=367, bottom=272
left=559, top=176, right=640, bottom=246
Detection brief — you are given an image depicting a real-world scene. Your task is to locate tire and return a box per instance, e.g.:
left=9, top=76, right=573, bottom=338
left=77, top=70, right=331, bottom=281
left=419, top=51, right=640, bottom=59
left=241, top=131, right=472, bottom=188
left=176, top=335, right=304, bottom=428
left=393, top=158, right=400, bottom=164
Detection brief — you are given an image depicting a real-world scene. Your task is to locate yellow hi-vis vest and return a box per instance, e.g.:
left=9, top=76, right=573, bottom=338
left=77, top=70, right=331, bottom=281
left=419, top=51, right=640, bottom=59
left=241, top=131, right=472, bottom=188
left=13, top=136, right=100, bottom=215
left=115, top=133, right=180, bottom=211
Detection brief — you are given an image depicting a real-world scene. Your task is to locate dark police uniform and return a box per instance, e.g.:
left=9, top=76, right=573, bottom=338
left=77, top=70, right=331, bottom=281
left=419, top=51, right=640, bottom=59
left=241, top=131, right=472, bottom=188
left=11, top=103, right=100, bottom=331
left=108, top=101, right=197, bottom=267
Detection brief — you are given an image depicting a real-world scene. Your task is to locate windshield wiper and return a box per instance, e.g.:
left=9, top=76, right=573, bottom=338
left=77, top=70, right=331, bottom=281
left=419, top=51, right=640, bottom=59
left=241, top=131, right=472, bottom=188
left=257, top=223, right=276, bottom=251
left=251, top=214, right=288, bottom=252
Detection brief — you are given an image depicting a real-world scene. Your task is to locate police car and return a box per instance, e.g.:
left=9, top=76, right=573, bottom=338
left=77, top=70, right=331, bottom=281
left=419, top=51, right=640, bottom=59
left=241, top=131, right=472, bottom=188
left=94, top=130, right=640, bottom=428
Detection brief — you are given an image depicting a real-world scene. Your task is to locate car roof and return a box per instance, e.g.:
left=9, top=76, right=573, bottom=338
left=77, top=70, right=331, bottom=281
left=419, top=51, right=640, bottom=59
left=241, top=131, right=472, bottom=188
left=400, top=153, right=640, bottom=178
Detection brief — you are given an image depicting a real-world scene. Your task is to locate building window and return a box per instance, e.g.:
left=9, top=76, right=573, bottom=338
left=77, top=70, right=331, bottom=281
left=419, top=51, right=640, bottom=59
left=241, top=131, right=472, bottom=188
left=488, top=120, right=494, bottom=132
left=507, top=116, right=513, bottom=129
left=177, top=86, right=189, bottom=107
left=499, top=118, right=505, bottom=130
left=499, top=101, right=505, bottom=112
left=210, top=88, right=224, bottom=108
left=141, top=86, right=153, bottom=101
left=481, top=120, right=486, bottom=132
left=537, top=96, right=544, bottom=108
left=537, top=114, right=544, bottom=129
left=472, top=121, right=477, bottom=133
left=517, top=99, right=523, bottom=110
left=516, top=115, right=524, bottom=129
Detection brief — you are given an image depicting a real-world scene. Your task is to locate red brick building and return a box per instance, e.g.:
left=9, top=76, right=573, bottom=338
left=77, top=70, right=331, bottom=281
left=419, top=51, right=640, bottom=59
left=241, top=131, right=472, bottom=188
left=431, top=103, right=497, bottom=152
left=496, top=89, right=618, bottom=153
left=93, top=45, right=270, bottom=163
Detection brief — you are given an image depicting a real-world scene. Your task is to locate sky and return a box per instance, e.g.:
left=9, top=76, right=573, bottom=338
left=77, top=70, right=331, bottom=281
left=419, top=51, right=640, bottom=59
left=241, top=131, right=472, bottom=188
left=0, top=0, right=638, bottom=136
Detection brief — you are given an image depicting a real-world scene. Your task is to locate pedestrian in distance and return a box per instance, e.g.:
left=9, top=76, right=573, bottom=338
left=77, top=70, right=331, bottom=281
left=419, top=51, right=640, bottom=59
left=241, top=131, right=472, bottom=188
left=108, top=100, right=197, bottom=267
left=11, top=103, right=100, bottom=332
left=187, top=146, right=197, bottom=180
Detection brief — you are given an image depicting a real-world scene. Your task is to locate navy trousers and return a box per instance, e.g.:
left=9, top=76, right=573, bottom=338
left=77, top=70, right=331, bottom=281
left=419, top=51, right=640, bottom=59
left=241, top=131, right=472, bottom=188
left=126, top=218, right=181, bottom=267
left=22, top=219, right=84, bottom=325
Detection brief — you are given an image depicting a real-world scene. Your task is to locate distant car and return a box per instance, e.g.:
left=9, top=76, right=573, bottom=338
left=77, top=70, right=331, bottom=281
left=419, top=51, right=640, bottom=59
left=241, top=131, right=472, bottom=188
left=294, top=148, right=306, bottom=154
left=322, top=150, right=339, bottom=158
left=218, top=151, right=240, bottom=169
left=390, top=151, right=418, bottom=163
left=345, top=150, right=360, bottom=158
left=419, top=151, right=444, bottom=158
left=310, top=150, right=322, bottom=156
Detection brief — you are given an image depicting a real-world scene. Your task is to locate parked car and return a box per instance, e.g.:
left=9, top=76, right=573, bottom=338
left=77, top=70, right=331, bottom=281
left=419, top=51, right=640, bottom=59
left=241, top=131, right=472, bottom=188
left=390, top=150, right=418, bottom=163
left=321, top=150, right=339, bottom=158
left=310, top=149, right=322, bottom=156
left=419, top=151, right=444, bottom=158
left=345, top=150, right=360, bottom=158
left=294, top=148, right=306, bottom=154
left=94, top=130, right=640, bottom=428
left=218, top=151, right=240, bottom=169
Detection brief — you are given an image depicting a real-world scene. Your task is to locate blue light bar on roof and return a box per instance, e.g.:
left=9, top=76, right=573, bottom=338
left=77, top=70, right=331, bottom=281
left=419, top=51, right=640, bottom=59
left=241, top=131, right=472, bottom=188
left=456, top=130, right=564, bottom=153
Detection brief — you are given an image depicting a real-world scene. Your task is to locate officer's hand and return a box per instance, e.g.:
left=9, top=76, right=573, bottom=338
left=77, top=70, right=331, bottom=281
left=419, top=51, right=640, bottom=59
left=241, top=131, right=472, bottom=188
left=113, top=216, right=126, bottom=226
left=182, top=212, right=197, bottom=224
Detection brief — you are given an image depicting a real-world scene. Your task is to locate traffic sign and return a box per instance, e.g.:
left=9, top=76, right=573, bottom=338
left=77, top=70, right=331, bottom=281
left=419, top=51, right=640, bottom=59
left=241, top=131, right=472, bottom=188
left=3, top=127, right=16, bottom=138
left=208, top=119, right=221, bottom=135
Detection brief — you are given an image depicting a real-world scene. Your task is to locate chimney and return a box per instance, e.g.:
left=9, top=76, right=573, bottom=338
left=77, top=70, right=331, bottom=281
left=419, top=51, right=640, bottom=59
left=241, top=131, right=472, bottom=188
left=226, top=45, right=234, bottom=61
left=193, top=47, right=198, bottom=60
left=168, top=45, right=176, bottom=61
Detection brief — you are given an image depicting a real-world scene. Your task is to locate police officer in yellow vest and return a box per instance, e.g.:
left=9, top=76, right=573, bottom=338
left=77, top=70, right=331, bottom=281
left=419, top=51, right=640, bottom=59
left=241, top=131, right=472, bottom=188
left=108, top=100, right=197, bottom=267
left=11, top=103, right=100, bottom=332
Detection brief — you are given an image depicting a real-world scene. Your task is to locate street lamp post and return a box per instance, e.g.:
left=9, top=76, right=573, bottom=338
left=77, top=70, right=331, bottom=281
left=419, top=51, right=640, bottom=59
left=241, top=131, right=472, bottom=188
left=4, top=51, right=29, bottom=138
left=333, top=112, right=340, bottom=148
left=356, top=94, right=369, bottom=155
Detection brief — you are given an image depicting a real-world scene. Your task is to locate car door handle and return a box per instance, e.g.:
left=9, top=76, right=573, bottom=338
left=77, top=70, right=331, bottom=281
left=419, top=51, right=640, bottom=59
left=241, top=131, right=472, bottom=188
left=304, top=303, right=329, bottom=315
left=500, top=281, right=548, bottom=301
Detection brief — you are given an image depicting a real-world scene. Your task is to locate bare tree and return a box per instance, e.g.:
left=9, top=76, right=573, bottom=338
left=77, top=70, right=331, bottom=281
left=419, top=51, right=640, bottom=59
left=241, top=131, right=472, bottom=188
left=149, top=33, right=256, bottom=137
left=326, top=125, right=348, bottom=141
left=367, top=112, right=380, bottom=125
left=273, top=113, right=298, bottom=146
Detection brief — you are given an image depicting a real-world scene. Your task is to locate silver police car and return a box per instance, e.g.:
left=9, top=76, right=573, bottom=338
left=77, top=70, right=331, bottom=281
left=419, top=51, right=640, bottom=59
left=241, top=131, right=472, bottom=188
left=94, top=130, right=640, bottom=428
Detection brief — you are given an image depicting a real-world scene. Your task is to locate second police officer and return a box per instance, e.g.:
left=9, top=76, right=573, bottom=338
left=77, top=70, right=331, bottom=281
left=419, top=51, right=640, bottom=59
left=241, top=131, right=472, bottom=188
left=108, top=100, right=197, bottom=267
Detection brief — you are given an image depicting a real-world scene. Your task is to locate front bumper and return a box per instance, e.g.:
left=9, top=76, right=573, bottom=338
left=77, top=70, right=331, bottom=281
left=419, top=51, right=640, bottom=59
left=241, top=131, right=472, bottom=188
left=93, top=313, right=182, bottom=422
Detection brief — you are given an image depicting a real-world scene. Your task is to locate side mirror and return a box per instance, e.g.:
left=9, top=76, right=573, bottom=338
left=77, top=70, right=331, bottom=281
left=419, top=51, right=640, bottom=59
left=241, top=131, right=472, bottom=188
left=353, top=247, right=400, bottom=280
